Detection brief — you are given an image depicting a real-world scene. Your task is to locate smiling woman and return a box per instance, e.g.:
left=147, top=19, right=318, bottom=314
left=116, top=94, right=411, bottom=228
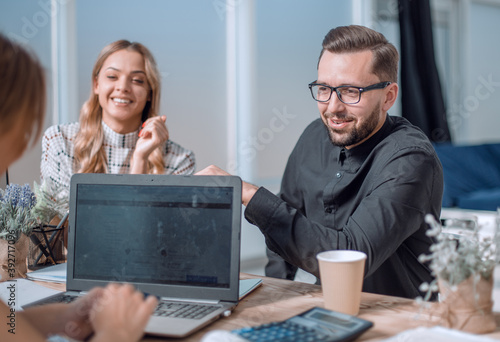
left=40, top=40, right=196, bottom=193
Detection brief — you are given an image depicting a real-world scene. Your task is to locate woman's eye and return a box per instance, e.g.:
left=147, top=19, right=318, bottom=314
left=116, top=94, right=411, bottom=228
left=132, top=79, right=145, bottom=84
left=106, top=75, right=117, bottom=80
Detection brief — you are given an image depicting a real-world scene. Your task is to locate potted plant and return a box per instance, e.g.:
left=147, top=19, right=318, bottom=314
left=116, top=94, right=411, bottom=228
left=29, top=181, right=69, bottom=266
left=0, top=184, right=37, bottom=281
left=31, top=181, right=69, bottom=226
left=418, top=213, right=498, bottom=334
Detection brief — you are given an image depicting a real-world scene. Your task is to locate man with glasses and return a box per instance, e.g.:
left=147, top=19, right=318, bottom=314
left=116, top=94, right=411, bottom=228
left=198, top=25, right=442, bottom=299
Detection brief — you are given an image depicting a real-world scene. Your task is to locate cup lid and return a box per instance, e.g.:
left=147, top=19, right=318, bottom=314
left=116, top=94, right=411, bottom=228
left=316, top=250, right=367, bottom=262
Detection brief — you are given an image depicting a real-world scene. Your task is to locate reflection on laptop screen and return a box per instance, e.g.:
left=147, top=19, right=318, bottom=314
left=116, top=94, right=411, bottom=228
left=73, top=184, right=233, bottom=288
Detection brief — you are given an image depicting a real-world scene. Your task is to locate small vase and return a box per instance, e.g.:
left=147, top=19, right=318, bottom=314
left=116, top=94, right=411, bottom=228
left=438, top=274, right=496, bottom=334
left=0, top=234, right=29, bottom=282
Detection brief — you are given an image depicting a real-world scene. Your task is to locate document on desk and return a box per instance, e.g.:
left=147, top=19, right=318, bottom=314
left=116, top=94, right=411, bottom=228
left=239, top=278, right=262, bottom=300
left=383, top=326, right=499, bottom=342
left=0, top=279, right=61, bottom=310
left=25, top=263, right=67, bottom=283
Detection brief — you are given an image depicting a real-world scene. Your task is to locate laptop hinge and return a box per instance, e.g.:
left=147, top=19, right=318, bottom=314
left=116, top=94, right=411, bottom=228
left=158, top=297, right=220, bottom=304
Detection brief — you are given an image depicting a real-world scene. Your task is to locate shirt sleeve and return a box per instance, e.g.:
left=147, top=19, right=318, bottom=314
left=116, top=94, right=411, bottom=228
left=245, top=147, right=441, bottom=280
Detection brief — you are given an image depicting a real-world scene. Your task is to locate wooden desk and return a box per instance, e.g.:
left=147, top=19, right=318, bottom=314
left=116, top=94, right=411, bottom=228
left=38, top=273, right=500, bottom=341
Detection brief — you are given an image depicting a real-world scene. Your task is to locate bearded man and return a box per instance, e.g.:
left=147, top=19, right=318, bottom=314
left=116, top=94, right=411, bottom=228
left=198, top=25, right=443, bottom=299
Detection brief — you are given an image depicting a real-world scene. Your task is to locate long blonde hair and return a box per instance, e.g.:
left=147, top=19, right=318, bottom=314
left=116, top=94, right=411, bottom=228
left=0, top=33, right=46, bottom=154
left=74, top=40, right=165, bottom=174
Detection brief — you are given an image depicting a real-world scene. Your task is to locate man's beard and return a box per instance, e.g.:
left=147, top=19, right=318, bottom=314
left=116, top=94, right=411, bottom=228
left=323, top=103, right=381, bottom=147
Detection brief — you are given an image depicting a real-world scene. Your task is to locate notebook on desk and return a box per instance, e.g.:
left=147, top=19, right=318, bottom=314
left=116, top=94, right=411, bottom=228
left=24, top=173, right=242, bottom=338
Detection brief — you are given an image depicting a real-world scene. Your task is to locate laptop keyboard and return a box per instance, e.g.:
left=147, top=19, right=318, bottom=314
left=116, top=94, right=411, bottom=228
left=56, top=294, right=78, bottom=303
left=25, top=294, right=78, bottom=308
left=28, top=295, right=220, bottom=320
left=154, top=301, right=221, bottom=319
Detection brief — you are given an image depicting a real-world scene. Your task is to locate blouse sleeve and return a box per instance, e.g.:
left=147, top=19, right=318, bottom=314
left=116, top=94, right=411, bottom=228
left=40, top=125, right=75, bottom=190
left=164, top=140, right=196, bottom=175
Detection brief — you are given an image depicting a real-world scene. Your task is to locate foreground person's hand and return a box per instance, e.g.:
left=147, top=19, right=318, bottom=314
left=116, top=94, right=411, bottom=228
left=90, top=283, right=158, bottom=342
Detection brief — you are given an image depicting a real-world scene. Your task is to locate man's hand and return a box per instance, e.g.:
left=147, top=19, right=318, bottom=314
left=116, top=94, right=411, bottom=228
left=196, top=165, right=259, bottom=206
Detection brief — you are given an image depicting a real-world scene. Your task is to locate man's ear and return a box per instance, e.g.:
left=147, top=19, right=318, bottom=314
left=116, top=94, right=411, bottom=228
left=382, top=82, right=398, bottom=112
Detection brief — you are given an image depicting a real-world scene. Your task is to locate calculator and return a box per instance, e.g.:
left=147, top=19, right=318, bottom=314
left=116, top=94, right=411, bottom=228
left=231, top=306, right=373, bottom=342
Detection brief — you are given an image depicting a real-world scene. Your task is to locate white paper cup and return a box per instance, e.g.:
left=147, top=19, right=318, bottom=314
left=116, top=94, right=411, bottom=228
left=317, top=250, right=367, bottom=315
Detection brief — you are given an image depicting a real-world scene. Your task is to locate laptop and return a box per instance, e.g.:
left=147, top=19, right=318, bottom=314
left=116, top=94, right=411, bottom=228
left=24, top=173, right=242, bottom=338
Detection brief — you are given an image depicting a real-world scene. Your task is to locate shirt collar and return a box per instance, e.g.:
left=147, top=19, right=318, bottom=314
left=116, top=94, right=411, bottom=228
left=102, top=121, right=140, bottom=149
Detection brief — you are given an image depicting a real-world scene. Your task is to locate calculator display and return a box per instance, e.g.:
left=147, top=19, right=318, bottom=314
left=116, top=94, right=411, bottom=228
left=309, top=311, right=358, bottom=329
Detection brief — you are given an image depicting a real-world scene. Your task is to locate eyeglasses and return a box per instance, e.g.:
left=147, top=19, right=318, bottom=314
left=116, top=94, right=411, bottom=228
left=308, top=81, right=391, bottom=104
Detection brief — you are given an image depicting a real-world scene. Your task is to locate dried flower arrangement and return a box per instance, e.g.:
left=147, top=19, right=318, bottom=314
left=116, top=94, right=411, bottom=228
left=417, top=213, right=499, bottom=333
left=0, top=184, right=37, bottom=242
left=0, top=181, right=69, bottom=280
left=31, top=181, right=69, bottom=224
left=418, top=214, right=499, bottom=301
left=0, top=181, right=69, bottom=242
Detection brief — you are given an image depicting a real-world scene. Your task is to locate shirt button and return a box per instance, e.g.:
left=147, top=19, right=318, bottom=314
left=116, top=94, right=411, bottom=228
left=325, top=207, right=333, bottom=213
left=336, top=172, right=342, bottom=178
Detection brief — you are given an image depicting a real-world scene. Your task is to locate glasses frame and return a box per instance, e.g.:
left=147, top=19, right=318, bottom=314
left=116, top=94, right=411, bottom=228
left=308, top=81, right=392, bottom=104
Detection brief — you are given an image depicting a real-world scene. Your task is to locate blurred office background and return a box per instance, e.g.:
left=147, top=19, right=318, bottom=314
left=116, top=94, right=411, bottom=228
left=1, top=0, right=500, bottom=276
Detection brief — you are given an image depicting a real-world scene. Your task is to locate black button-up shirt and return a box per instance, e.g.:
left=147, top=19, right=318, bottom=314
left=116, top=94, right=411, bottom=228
left=245, top=115, right=443, bottom=299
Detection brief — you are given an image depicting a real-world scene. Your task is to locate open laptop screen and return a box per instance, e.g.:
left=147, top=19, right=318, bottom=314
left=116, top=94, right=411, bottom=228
left=73, top=183, right=233, bottom=288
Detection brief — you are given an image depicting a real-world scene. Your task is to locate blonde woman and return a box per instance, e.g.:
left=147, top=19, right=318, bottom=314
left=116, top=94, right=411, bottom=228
left=41, top=40, right=195, bottom=190
left=0, top=33, right=158, bottom=342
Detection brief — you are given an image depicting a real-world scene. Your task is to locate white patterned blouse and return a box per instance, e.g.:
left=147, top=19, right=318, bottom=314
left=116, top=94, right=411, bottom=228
left=40, top=121, right=195, bottom=191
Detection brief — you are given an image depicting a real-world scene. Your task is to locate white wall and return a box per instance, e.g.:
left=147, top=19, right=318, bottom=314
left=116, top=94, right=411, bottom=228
left=0, top=0, right=53, bottom=185
left=464, top=1, right=500, bottom=144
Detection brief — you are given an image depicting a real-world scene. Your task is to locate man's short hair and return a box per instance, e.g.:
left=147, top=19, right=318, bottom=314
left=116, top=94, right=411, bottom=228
left=319, top=25, right=399, bottom=83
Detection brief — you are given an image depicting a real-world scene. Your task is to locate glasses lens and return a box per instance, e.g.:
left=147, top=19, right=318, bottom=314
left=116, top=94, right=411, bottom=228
left=337, top=87, right=360, bottom=104
left=311, top=85, right=332, bottom=102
